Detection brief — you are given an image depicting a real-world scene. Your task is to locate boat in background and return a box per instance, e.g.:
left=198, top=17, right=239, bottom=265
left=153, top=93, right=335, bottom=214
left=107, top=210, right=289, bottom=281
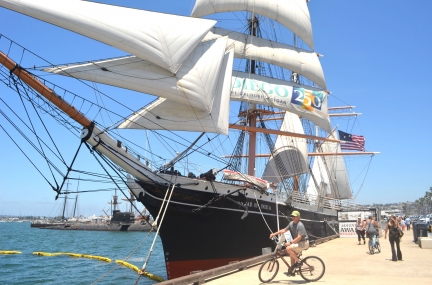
left=0, top=0, right=379, bottom=279
left=40, top=209, right=152, bottom=231
left=37, top=192, right=153, bottom=231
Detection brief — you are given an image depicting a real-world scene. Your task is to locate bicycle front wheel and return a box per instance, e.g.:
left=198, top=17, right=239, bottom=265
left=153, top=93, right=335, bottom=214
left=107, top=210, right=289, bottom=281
left=299, top=256, right=325, bottom=282
left=376, top=241, right=381, bottom=253
left=258, top=258, right=279, bottom=283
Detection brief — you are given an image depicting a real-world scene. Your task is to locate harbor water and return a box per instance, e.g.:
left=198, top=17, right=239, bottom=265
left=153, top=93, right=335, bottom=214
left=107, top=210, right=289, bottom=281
left=0, top=222, right=166, bottom=284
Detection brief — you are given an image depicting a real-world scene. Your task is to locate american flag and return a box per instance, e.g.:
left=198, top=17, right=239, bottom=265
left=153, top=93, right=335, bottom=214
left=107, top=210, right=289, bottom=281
left=338, top=130, right=365, bottom=151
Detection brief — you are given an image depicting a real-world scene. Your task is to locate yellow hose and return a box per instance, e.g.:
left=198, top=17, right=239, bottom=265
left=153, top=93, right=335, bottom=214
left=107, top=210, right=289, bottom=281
left=82, top=254, right=112, bottom=263
left=32, top=252, right=60, bottom=256
left=56, top=252, right=78, bottom=256
left=115, top=260, right=164, bottom=282
left=0, top=250, right=22, bottom=254
left=115, top=260, right=140, bottom=273
left=141, top=271, right=164, bottom=282
left=31, top=252, right=111, bottom=262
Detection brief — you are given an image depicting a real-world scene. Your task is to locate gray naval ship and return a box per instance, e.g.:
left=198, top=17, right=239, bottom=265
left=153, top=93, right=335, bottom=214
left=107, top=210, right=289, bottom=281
left=36, top=194, right=154, bottom=232
left=40, top=210, right=153, bottom=232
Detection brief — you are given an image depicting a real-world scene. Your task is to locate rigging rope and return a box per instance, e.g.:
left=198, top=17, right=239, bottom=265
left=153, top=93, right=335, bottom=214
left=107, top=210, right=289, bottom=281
left=0, top=124, right=56, bottom=189
left=91, top=228, right=155, bottom=285
left=0, top=98, right=66, bottom=170
left=14, top=76, right=67, bottom=165
left=84, top=143, right=148, bottom=219
left=252, top=190, right=272, bottom=233
left=5, top=76, right=68, bottom=189
left=1, top=36, right=239, bottom=181
left=135, top=174, right=178, bottom=285
left=353, top=155, right=375, bottom=200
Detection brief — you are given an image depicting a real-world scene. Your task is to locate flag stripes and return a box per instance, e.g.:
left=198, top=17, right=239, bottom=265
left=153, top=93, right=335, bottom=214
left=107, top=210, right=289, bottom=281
left=338, top=130, right=365, bottom=151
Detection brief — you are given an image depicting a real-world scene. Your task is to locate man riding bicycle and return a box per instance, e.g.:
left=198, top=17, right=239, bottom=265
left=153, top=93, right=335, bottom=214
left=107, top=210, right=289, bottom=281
left=269, top=210, right=309, bottom=275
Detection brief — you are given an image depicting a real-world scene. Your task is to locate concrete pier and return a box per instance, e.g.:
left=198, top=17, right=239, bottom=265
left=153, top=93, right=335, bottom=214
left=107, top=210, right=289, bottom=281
left=181, top=232, right=432, bottom=285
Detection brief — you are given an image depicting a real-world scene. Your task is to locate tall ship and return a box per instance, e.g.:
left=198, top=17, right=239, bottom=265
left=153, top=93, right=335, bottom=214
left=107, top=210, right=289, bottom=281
left=0, top=0, right=378, bottom=279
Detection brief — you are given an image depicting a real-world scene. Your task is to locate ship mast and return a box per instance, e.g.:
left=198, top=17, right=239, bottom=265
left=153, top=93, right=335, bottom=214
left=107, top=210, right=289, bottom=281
left=61, top=180, right=72, bottom=220
left=108, top=189, right=121, bottom=213
left=247, top=14, right=258, bottom=176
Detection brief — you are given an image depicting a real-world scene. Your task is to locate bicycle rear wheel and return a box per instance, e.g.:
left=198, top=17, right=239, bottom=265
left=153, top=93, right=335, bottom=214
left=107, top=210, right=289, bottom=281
left=258, top=258, right=279, bottom=283
left=368, top=239, right=374, bottom=254
left=299, top=256, right=325, bottom=282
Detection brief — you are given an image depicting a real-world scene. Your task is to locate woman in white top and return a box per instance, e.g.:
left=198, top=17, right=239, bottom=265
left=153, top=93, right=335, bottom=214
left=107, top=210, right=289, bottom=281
left=355, top=217, right=365, bottom=245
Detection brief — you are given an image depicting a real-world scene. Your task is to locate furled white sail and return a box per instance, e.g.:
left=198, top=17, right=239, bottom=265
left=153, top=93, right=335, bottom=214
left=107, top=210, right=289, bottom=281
left=117, top=49, right=234, bottom=135
left=0, top=0, right=216, bottom=73
left=203, top=28, right=326, bottom=89
left=320, top=133, right=353, bottom=199
left=231, top=72, right=331, bottom=133
left=222, top=170, right=269, bottom=190
left=44, top=39, right=228, bottom=113
left=191, top=0, right=314, bottom=49
left=262, top=112, right=309, bottom=183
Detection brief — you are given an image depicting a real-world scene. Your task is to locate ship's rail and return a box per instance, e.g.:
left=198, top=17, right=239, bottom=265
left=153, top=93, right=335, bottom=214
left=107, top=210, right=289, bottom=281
left=276, top=191, right=363, bottom=212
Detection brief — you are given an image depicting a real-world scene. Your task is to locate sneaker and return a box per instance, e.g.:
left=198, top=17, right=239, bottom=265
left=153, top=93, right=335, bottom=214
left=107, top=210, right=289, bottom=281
left=292, top=262, right=302, bottom=269
left=363, top=240, right=365, bottom=244
left=284, top=270, right=295, bottom=277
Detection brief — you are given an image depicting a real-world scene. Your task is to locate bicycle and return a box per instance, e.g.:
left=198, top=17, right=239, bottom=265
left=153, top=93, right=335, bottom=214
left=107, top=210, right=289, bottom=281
left=258, top=236, right=325, bottom=283
left=367, top=234, right=381, bottom=254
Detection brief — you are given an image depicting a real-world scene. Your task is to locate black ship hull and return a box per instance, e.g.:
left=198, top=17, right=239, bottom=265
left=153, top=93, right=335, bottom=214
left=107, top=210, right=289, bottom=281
left=30, top=223, right=65, bottom=228
left=134, top=179, right=336, bottom=279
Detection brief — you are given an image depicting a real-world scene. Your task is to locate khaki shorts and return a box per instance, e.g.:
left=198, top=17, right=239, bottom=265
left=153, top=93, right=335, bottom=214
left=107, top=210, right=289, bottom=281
left=289, top=240, right=309, bottom=254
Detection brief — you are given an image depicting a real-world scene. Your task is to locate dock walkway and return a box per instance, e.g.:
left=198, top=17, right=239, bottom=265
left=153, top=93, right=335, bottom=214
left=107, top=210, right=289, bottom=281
left=204, top=232, right=431, bottom=285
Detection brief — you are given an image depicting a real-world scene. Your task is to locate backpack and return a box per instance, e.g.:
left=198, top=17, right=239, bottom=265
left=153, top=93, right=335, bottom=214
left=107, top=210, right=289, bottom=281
left=366, top=221, right=377, bottom=236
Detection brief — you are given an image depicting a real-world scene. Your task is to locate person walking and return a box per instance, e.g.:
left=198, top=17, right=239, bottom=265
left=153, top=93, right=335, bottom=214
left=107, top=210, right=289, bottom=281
left=384, top=215, right=402, bottom=261
left=405, top=217, right=411, bottom=231
left=400, top=218, right=406, bottom=231
left=355, top=217, right=365, bottom=245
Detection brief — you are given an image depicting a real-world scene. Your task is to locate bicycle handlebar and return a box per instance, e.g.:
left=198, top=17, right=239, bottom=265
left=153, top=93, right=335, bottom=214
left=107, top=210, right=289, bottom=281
left=270, top=235, right=287, bottom=250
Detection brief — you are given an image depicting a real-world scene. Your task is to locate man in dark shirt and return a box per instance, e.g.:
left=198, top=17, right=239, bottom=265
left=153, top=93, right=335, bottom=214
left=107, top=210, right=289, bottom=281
left=269, top=210, right=309, bottom=274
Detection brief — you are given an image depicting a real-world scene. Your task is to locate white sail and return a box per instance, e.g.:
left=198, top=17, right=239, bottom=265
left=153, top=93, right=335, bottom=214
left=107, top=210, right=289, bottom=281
left=320, top=133, right=353, bottom=199
left=262, top=112, right=309, bottom=183
left=191, top=0, right=314, bottom=49
left=44, top=58, right=330, bottom=132
left=306, top=156, right=330, bottom=197
left=44, top=38, right=228, bottom=113
left=0, top=0, right=216, bottom=73
left=117, top=49, right=234, bottom=135
left=231, top=72, right=331, bottom=133
left=204, top=28, right=326, bottom=89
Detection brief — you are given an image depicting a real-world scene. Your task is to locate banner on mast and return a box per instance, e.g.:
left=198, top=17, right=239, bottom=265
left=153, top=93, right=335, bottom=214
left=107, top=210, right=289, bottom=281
left=230, top=73, right=331, bottom=132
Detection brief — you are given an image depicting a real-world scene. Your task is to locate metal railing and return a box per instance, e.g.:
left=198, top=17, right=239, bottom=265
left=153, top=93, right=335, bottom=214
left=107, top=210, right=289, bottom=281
left=280, top=191, right=363, bottom=211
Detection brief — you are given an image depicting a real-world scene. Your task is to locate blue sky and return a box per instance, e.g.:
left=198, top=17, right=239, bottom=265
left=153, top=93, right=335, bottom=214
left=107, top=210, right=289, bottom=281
left=0, top=0, right=431, bottom=217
